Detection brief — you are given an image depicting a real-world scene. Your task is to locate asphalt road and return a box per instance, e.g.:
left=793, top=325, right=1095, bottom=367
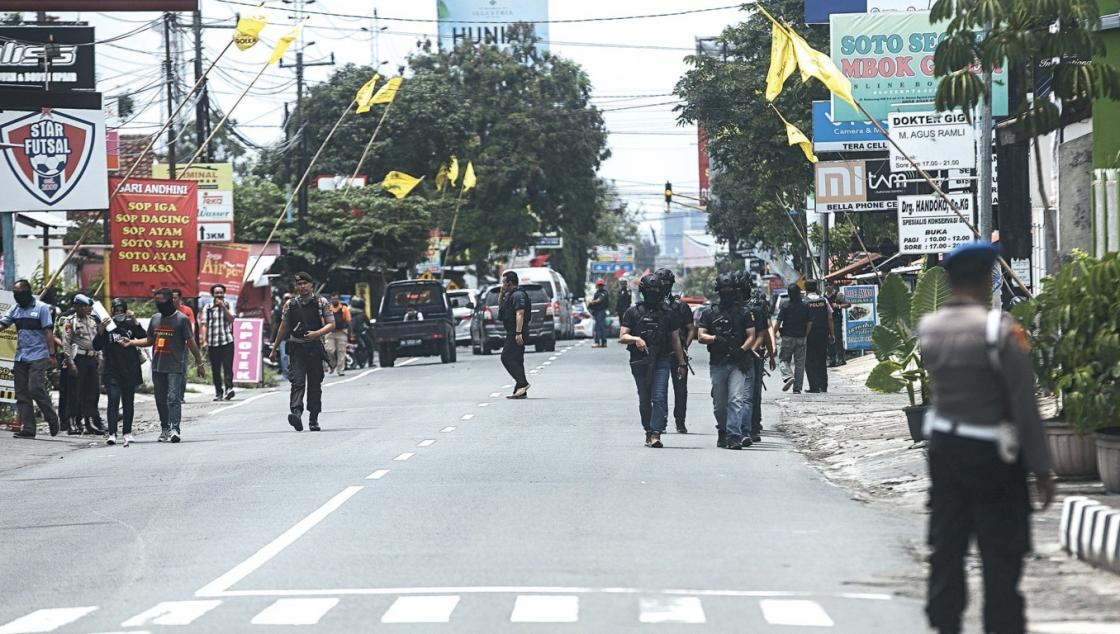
left=0, top=340, right=927, bottom=633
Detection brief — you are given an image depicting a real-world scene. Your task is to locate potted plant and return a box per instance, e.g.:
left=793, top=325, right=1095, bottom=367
left=1015, top=252, right=1120, bottom=484
left=865, top=268, right=951, bottom=441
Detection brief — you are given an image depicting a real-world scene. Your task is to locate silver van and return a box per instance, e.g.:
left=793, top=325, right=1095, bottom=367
left=507, top=267, right=575, bottom=339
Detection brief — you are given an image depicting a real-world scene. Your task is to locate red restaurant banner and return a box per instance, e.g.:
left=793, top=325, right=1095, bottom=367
left=199, top=243, right=250, bottom=296
left=109, top=177, right=198, bottom=297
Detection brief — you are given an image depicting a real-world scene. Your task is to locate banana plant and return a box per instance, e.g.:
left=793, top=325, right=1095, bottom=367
left=865, top=268, right=951, bottom=406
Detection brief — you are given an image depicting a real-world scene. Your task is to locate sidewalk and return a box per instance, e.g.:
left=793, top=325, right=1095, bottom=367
left=773, top=355, right=1120, bottom=632
left=1, top=382, right=279, bottom=474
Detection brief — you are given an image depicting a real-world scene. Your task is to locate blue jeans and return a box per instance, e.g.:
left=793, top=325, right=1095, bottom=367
left=592, top=310, right=608, bottom=344
left=710, top=360, right=753, bottom=437
left=106, top=378, right=136, bottom=436
left=630, top=354, right=672, bottom=432
left=280, top=340, right=290, bottom=380
left=152, top=371, right=184, bottom=433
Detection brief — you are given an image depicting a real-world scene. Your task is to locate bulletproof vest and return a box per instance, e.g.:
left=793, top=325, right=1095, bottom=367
left=806, top=295, right=830, bottom=330
left=748, top=296, right=770, bottom=325
left=707, top=303, right=738, bottom=339
left=633, top=302, right=673, bottom=351
left=286, top=297, right=324, bottom=336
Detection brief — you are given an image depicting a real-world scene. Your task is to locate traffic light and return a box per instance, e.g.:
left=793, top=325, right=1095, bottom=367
left=664, top=181, right=673, bottom=208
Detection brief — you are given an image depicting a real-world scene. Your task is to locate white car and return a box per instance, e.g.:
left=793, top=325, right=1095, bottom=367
left=448, top=289, right=478, bottom=345
left=571, top=302, right=595, bottom=339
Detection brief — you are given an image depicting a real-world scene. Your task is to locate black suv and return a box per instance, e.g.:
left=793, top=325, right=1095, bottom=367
left=372, top=280, right=457, bottom=367
left=470, top=283, right=556, bottom=354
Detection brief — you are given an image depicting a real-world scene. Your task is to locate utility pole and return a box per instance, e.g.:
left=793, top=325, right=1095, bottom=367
left=192, top=8, right=211, bottom=162
left=978, top=23, right=994, bottom=244
left=163, top=12, right=177, bottom=175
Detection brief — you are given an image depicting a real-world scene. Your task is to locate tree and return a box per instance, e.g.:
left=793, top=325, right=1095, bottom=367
left=255, top=31, right=615, bottom=286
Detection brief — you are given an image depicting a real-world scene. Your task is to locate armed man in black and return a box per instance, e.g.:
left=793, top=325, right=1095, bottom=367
left=499, top=270, right=531, bottom=399
left=742, top=274, right=776, bottom=442
left=697, top=273, right=757, bottom=449
left=656, top=268, right=695, bottom=434
left=270, top=272, right=335, bottom=432
left=803, top=280, right=834, bottom=393
left=620, top=274, right=687, bottom=448
left=615, top=278, right=632, bottom=321
left=919, top=242, right=1053, bottom=634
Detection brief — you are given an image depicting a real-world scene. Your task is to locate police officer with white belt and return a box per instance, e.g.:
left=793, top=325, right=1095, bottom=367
left=917, top=241, right=1054, bottom=634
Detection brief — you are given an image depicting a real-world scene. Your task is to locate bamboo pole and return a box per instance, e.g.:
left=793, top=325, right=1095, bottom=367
left=439, top=186, right=469, bottom=282
left=344, top=100, right=395, bottom=198
left=178, top=60, right=272, bottom=178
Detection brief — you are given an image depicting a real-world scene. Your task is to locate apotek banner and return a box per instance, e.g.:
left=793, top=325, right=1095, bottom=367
left=199, top=243, right=250, bottom=296
left=109, top=178, right=198, bottom=297
left=0, top=108, right=108, bottom=211
left=830, top=12, right=1008, bottom=122
left=232, top=318, right=264, bottom=385
left=843, top=285, right=878, bottom=351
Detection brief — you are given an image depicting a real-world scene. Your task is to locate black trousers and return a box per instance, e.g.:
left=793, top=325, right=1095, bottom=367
left=207, top=343, right=235, bottom=396
left=670, top=360, right=687, bottom=424
left=751, top=355, right=764, bottom=434
left=829, top=322, right=846, bottom=365
left=66, top=356, right=99, bottom=425
left=501, top=335, right=528, bottom=388
left=287, top=342, right=324, bottom=419
left=805, top=332, right=829, bottom=393
left=927, top=433, right=1031, bottom=634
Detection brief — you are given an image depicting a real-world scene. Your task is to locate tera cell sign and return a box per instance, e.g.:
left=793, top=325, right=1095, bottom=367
left=437, top=0, right=550, bottom=51
left=811, top=100, right=887, bottom=153
left=0, top=108, right=108, bottom=211
left=830, top=11, right=1008, bottom=122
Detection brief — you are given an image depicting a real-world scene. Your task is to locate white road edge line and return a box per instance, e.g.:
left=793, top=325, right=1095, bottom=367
left=324, top=368, right=380, bottom=388
left=0, top=607, right=99, bottom=634
left=211, top=390, right=279, bottom=415
left=394, top=453, right=415, bottom=461
left=366, top=470, right=390, bottom=480
left=195, top=487, right=364, bottom=597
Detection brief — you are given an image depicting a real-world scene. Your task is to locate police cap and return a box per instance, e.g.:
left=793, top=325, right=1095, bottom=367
left=293, top=271, right=314, bottom=284
left=943, top=241, right=999, bottom=271
left=71, top=293, right=93, bottom=307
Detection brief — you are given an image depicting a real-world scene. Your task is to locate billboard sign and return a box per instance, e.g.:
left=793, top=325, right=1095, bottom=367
left=888, top=111, right=976, bottom=171
left=812, top=100, right=887, bottom=153
left=199, top=243, right=250, bottom=296
left=806, top=0, right=933, bottom=24
left=109, top=178, right=198, bottom=297
left=0, top=107, right=107, bottom=211
left=898, top=193, right=976, bottom=254
left=0, top=290, right=16, bottom=404
left=816, top=157, right=979, bottom=213
left=591, top=262, right=634, bottom=275
left=843, top=285, right=877, bottom=351
left=830, top=11, right=1008, bottom=122
left=153, top=162, right=234, bottom=240
left=0, top=26, right=95, bottom=90
left=0, top=1, right=197, bottom=9
left=437, top=0, right=550, bottom=51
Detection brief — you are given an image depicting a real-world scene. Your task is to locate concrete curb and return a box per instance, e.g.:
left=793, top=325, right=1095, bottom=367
left=1060, top=496, right=1120, bottom=574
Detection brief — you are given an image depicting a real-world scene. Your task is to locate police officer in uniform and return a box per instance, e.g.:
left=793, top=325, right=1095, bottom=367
left=697, top=273, right=757, bottom=449
left=620, top=274, right=686, bottom=448
left=918, top=242, right=1054, bottom=634
left=62, top=294, right=105, bottom=435
left=656, top=268, right=694, bottom=434
left=270, top=272, right=335, bottom=432
left=803, top=281, right=833, bottom=393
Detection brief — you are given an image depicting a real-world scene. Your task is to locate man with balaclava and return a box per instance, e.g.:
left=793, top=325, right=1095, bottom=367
left=2, top=279, right=60, bottom=438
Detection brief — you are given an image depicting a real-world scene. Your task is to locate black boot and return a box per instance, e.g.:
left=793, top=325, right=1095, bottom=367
left=675, top=420, right=688, bottom=434
left=716, top=429, right=727, bottom=448
left=725, top=435, right=743, bottom=450
left=309, top=414, right=321, bottom=432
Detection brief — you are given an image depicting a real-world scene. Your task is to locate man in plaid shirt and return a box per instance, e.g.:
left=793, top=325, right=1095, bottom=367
left=201, top=284, right=236, bottom=401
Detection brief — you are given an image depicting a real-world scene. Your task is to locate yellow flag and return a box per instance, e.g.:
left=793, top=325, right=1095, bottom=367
left=381, top=171, right=423, bottom=199
left=773, top=109, right=817, bottom=164
left=448, top=156, right=460, bottom=187
left=462, top=162, right=477, bottom=192
left=435, top=163, right=449, bottom=192
left=371, top=77, right=403, bottom=104
left=789, top=30, right=858, bottom=109
left=765, top=22, right=796, bottom=102
left=233, top=11, right=267, bottom=52
left=269, top=21, right=305, bottom=65
left=355, top=74, right=381, bottom=114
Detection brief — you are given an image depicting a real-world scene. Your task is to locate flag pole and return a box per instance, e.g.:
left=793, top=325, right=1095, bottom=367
left=344, top=100, right=395, bottom=198
left=178, top=60, right=272, bottom=178
left=439, top=186, right=468, bottom=282
left=246, top=99, right=358, bottom=282
left=38, top=40, right=236, bottom=299
left=840, top=210, right=884, bottom=285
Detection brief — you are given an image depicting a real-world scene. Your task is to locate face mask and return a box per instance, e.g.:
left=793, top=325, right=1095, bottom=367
left=13, top=290, right=33, bottom=307
left=112, top=313, right=127, bottom=323
left=718, top=290, right=738, bottom=305
left=640, top=290, right=661, bottom=305
left=156, top=301, right=176, bottom=317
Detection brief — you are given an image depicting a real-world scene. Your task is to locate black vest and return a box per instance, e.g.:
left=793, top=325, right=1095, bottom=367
left=286, top=297, right=324, bottom=338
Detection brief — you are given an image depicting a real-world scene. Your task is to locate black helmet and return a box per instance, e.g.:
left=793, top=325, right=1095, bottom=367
left=110, top=298, right=128, bottom=312
left=655, top=268, right=676, bottom=288
left=638, top=274, right=662, bottom=294
left=714, top=272, right=738, bottom=292
left=736, top=271, right=754, bottom=292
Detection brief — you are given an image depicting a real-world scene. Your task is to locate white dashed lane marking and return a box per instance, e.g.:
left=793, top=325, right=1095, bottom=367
left=393, top=453, right=415, bottom=462
left=478, top=403, right=490, bottom=408
left=121, top=600, right=221, bottom=627
left=639, top=597, right=706, bottom=624
left=417, top=439, right=436, bottom=448
left=381, top=596, right=461, bottom=623
left=510, top=595, right=579, bottom=623
left=250, top=598, right=339, bottom=625
left=440, top=426, right=456, bottom=433
left=759, top=599, right=835, bottom=626
left=365, top=470, right=390, bottom=480
left=461, top=414, right=474, bottom=421
left=0, top=607, right=99, bottom=633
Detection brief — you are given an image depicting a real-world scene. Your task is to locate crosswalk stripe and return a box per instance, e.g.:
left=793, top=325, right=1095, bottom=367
left=121, top=600, right=221, bottom=627
left=250, top=599, right=338, bottom=625
left=0, top=607, right=99, bottom=633
left=639, top=597, right=706, bottom=624
left=510, top=595, right=579, bottom=623
left=759, top=599, right=834, bottom=627
left=381, top=596, right=460, bottom=623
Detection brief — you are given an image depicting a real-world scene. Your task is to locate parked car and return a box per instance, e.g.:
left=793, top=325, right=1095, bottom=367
left=470, top=283, right=556, bottom=354
left=372, top=280, right=457, bottom=367
left=507, top=267, right=575, bottom=339
left=447, top=288, right=478, bottom=346
left=571, top=302, right=595, bottom=339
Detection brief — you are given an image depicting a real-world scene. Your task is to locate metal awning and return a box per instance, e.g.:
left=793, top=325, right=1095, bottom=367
left=244, top=255, right=278, bottom=288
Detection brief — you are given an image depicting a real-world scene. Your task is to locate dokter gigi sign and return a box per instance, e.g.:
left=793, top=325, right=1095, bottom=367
left=830, top=11, right=1008, bottom=122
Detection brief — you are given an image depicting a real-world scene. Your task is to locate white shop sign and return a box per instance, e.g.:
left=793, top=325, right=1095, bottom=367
left=898, top=193, right=976, bottom=255
left=889, top=111, right=977, bottom=172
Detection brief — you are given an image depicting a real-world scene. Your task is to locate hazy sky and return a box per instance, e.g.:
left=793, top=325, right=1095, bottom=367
left=60, top=1, right=749, bottom=228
